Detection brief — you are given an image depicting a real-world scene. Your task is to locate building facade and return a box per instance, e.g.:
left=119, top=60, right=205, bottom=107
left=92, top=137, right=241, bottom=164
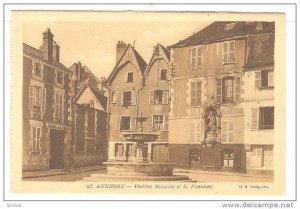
left=23, top=29, right=73, bottom=171
left=106, top=42, right=171, bottom=162
left=243, top=31, right=275, bottom=175
left=169, top=22, right=274, bottom=173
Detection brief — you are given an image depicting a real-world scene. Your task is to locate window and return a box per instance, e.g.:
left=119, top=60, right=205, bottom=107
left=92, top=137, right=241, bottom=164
left=222, top=77, right=234, bottom=103
left=33, top=63, right=42, bottom=77
left=191, top=46, right=203, bottom=69
left=154, top=90, right=163, bottom=104
left=149, top=90, right=169, bottom=105
left=259, top=107, right=274, bottom=129
left=55, top=93, right=64, bottom=122
left=32, top=126, right=41, bottom=152
left=190, top=122, right=202, bottom=143
left=190, top=81, right=202, bottom=107
left=111, top=92, right=116, bottom=104
left=115, top=143, right=124, bottom=158
left=251, top=145, right=273, bottom=168
left=89, top=100, right=94, bottom=108
left=123, top=91, right=132, bottom=106
left=152, top=115, right=168, bottom=131
left=153, top=115, right=164, bottom=131
left=126, top=143, right=135, bottom=158
left=223, top=41, right=235, bottom=64
left=221, top=121, right=234, bottom=143
left=256, top=70, right=274, bottom=88
left=160, top=69, right=167, bottom=80
left=29, top=85, right=46, bottom=113
left=120, top=116, right=131, bottom=131
left=216, top=76, right=241, bottom=104
left=33, top=86, right=42, bottom=111
left=223, top=149, right=234, bottom=167
left=127, top=72, right=133, bottom=83
left=57, top=71, right=64, bottom=84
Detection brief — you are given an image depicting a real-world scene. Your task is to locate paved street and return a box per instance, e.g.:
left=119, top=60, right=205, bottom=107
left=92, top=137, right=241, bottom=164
left=23, top=169, right=273, bottom=182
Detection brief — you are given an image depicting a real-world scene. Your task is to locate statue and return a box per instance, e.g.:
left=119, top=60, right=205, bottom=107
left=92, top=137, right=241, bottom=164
left=207, top=111, right=217, bottom=132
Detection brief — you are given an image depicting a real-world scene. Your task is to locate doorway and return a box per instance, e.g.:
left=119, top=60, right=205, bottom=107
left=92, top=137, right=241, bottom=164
left=189, top=149, right=201, bottom=169
left=49, top=129, right=64, bottom=169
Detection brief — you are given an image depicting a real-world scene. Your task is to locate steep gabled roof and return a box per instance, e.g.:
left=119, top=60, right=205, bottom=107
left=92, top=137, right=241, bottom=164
left=73, top=85, right=107, bottom=111
left=106, top=44, right=147, bottom=85
left=170, top=21, right=275, bottom=48
left=245, top=33, right=275, bottom=69
left=144, top=43, right=171, bottom=76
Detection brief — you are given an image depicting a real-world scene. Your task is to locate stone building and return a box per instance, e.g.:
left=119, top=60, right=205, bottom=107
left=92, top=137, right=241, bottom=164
left=72, top=85, right=108, bottom=168
left=23, top=28, right=73, bottom=171
left=106, top=42, right=171, bottom=162
left=168, top=21, right=274, bottom=173
left=69, top=62, right=109, bottom=168
left=243, top=29, right=274, bottom=175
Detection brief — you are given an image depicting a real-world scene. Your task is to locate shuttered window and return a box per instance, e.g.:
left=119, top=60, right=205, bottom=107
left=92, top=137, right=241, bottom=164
left=191, top=46, right=203, bottom=70
left=190, top=121, right=202, bottom=143
left=29, top=85, right=46, bottom=113
left=221, top=121, right=234, bottom=143
left=150, top=90, right=169, bottom=105
left=216, top=76, right=241, bottom=104
left=122, top=91, right=135, bottom=106
left=31, top=126, right=41, bottom=152
left=223, top=41, right=235, bottom=64
left=190, top=81, right=202, bottom=107
left=251, top=146, right=263, bottom=167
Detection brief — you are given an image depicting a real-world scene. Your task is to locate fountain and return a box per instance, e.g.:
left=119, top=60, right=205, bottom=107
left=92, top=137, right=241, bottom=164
left=82, top=115, right=189, bottom=181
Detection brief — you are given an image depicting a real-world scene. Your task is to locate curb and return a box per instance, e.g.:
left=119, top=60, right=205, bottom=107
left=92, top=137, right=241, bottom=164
left=22, top=166, right=106, bottom=179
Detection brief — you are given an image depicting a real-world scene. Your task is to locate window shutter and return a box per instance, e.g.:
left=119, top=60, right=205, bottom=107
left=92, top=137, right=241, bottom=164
left=191, top=48, right=196, bottom=69
left=268, top=71, right=274, bottom=87
left=221, top=121, right=228, bottom=143
left=229, top=41, right=236, bottom=63
left=235, top=76, right=241, bottom=103
left=228, top=121, right=234, bottom=143
left=251, top=108, right=259, bottom=130
left=149, top=90, right=154, bottom=104
left=196, top=81, right=202, bottom=105
left=29, top=85, right=33, bottom=110
left=190, top=81, right=196, bottom=106
left=163, top=90, right=169, bottom=104
left=164, top=115, right=169, bottom=131
left=130, top=117, right=135, bottom=131
left=148, top=116, right=153, bottom=132
left=216, top=79, right=222, bottom=103
left=255, top=71, right=261, bottom=88
left=115, top=117, right=121, bottom=131
left=222, top=42, right=228, bottom=64
left=41, top=87, right=46, bottom=113
left=197, top=47, right=203, bottom=68
left=39, top=127, right=43, bottom=151
left=131, top=91, right=136, bottom=105
left=120, top=91, right=124, bottom=106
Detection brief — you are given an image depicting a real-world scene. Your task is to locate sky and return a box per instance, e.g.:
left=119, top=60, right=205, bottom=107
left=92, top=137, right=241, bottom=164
left=23, top=21, right=211, bottom=79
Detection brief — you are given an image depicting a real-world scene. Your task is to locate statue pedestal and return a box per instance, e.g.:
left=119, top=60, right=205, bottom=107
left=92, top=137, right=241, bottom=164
left=200, top=131, right=222, bottom=169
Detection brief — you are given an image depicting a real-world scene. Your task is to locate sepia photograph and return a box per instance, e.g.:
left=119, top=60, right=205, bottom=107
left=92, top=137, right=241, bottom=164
left=7, top=8, right=289, bottom=199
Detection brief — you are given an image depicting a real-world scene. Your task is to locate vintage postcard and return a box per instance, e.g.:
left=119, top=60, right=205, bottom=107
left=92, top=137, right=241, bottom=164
left=10, top=10, right=285, bottom=196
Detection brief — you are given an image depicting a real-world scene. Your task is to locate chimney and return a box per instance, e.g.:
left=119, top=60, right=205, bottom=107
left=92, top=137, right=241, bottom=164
left=42, top=28, right=54, bottom=61
left=116, top=41, right=127, bottom=63
left=53, top=41, right=60, bottom=63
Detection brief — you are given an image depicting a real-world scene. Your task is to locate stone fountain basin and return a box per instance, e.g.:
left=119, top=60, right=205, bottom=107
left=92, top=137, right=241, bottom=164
left=103, top=161, right=176, bottom=176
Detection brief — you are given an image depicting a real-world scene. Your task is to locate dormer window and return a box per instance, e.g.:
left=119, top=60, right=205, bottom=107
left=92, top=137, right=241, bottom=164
left=33, top=63, right=42, bottom=77
left=89, top=100, right=94, bottom=108
left=224, top=23, right=236, bottom=31
left=127, top=72, right=133, bottom=83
